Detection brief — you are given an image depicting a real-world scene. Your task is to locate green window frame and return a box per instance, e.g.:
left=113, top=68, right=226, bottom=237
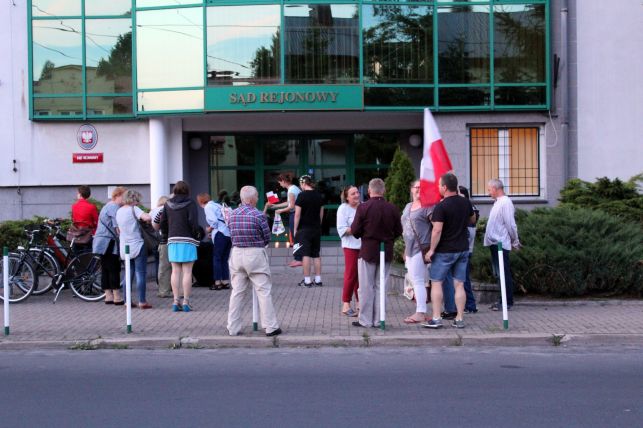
left=28, top=0, right=550, bottom=120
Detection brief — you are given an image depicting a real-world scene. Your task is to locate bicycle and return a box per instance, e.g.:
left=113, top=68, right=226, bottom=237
left=1, top=220, right=104, bottom=303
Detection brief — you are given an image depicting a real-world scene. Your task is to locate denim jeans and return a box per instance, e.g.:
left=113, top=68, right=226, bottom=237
left=441, top=271, right=456, bottom=313
left=489, top=246, right=514, bottom=306
left=463, top=252, right=477, bottom=311
left=213, top=233, right=232, bottom=281
left=121, top=248, right=147, bottom=304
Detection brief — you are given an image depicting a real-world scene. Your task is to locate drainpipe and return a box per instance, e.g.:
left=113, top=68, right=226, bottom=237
left=560, top=0, right=570, bottom=182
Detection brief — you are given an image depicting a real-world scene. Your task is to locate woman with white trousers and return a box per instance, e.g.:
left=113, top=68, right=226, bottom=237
left=401, top=180, right=434, bottom=324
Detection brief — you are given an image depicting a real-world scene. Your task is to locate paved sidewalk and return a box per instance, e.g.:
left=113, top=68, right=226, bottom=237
left=1, top=273, right=642, bottom=349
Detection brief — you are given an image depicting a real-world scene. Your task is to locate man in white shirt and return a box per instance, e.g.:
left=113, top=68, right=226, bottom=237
left=484, top=179, right=521, bottom=310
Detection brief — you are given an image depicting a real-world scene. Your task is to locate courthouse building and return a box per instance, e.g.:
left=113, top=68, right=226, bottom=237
left=0, top=1, right=640, bottom=240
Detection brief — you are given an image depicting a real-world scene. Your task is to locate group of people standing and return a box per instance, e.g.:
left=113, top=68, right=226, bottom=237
left=71, top=169, right=519, bottom=336
left=335, top=174, right=519, bottom=330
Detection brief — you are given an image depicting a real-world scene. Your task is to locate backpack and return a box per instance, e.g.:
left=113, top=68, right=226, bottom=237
left=219, top=202, right=232, bottom=226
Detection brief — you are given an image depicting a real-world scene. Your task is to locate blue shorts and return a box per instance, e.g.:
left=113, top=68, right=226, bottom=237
left=168, top=242, right=197, bottom=263
left=430, top=251, right=469, bottom=283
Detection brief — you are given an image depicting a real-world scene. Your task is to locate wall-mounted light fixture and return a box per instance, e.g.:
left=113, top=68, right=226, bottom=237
left=189, top=137, right=203, bottom=151
left=409, top=134, right=422, bottom=148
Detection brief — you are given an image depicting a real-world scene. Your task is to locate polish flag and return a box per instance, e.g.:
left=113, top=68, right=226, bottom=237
left=419, top=108, right=453, bottom=206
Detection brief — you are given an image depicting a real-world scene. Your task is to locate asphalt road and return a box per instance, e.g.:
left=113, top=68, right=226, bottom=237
left=0, top=346, right=641, bottom=428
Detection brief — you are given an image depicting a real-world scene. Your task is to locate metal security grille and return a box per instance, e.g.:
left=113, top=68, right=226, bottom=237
left=470, top=127, right=539, bottom=197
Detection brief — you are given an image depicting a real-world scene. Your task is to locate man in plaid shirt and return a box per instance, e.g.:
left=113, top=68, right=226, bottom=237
left=227, top=186, right=282, bottom=337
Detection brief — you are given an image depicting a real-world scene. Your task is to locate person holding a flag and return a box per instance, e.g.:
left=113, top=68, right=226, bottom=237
left=422, top=173, right=475, bottom=329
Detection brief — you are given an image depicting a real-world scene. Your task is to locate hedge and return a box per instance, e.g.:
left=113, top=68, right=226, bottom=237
left=471, top=206, right=643, bottom=297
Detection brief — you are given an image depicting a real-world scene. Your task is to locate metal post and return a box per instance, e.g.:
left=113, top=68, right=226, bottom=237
left=379, top=242, right=386, bottom=330
left=497, top=243, right=509, bottom=330
left=3, top=247, right=9, bottom=336
left=252, top=287, right=259, bottom=331
left=125, top=245, right=132, bottom=333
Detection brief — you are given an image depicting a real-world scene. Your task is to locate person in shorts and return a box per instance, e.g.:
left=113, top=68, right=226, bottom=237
left=293, top=175, right=324, bottom=287
left=422, top=173, right=475, bottom=329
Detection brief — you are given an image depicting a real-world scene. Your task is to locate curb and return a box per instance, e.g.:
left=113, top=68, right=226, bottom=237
left=1, top=333, right=642, bottom=350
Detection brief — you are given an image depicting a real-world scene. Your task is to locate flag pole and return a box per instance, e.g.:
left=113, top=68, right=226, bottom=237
left=497, top=243, right=509, bottom=330
left=379, top=242, right=386, bottom=330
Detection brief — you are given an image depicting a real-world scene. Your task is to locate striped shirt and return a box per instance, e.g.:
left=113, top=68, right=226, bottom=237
left=229, top=204, right=271, bottom=248
left=484, top=195, right=520, bottom=251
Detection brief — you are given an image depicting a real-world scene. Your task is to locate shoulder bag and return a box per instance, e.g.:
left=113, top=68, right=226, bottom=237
left=66, top=224, right=93, bottom=245
left=132, top=207, right=160, bottom=255
left=409, top=212, right=431, bottom=265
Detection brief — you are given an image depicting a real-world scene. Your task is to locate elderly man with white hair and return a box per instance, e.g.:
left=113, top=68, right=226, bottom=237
left=226, top=186, right=282, bottom=337
left=484, top=178, right=521, bottom=311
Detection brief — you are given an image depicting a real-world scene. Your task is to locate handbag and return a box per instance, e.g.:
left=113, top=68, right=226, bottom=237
left=66, top=224, right=93, bottom=245
left=99, top=216, right=119, bottom=255
left=192, top=225, right=206, bottom=241
left=132, top=207, right=160, bottom=255
left=409, top=213, right=431, bottom=265
left=272, top=213, right=286, bottom=235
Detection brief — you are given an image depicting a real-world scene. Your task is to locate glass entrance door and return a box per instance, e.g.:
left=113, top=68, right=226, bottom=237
left=207, top=133, right=400, bottom=240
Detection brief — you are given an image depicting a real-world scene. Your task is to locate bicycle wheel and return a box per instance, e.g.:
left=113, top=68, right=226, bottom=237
left=29, top=249, right=61, bottom=296
left=66, top=253, right=105, bottom=302
left=0, top=254, right=36, bottom=303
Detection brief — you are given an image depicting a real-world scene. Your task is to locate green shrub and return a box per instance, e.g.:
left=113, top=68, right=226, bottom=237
left=559, top=174, right=643, bottom=227
left=393, top=237, right=405, bottom=264
left=384, top=148, right=416, bottom=213
left=0, top=217, right=46, bottom=251
left=511, top=206, right=642, bottom=297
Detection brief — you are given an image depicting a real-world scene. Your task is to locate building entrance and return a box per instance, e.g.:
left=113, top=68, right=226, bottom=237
left=206, top=133, right=401, bottom=240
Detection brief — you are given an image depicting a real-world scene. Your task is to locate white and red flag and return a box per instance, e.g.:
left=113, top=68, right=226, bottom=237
left=419, top=108, right=453, bottom=206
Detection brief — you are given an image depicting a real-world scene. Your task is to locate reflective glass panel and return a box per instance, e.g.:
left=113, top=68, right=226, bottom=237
left=86, top=19, right=132, bottom=94
left=355, top=168, right=389, bottom=200
left=33, top=20, right=83, bottom=94
left=494, top=86, right=545, bottom=106
left=32, top=0, right=81, bottom=17
left=354, top=134, right=398, bottom=165
left=137, top=0, right=202, bottom=7
left=314, top=168, right=346, bottom=205
left=84, top=0, right=131, bottom=16
left=137, top=89, right=204, bottom=111
left=210, top=136, right=256, bottom=167
left=438, top=6, right=490, bottom=83
left=285, top=4, right=360, bottom=84
left=494, top=4, right=545, bottom=83
left=210, top=170, right=255, bottom=208
left=321, top=208, right=338, bottom=237
left=207, top=5, right=281, bottom=86
left=262, top=138, right=300, bottom=166
left=307, top=137, right=347, bottom=166
left=439, top=87, right=490, bottom=106
left=87, top=96, right=133, bottom=115
left=34, top=97, right=83, bottom=117
left=136, top=8, right=204, bottom=89
left=364, top=87, right=433, bottom=107
left=362, top=5, right=433, bottom=84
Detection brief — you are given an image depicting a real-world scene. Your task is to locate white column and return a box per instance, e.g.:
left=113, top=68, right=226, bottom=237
left=149, top=118, right=168, bottom=207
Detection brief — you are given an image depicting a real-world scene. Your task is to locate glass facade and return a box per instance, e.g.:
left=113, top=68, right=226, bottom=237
left=29, top=0, right=549, bottom=119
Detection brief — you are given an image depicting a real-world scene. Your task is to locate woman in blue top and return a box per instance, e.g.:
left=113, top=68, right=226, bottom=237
left=199, top=191, right=232, bottom=290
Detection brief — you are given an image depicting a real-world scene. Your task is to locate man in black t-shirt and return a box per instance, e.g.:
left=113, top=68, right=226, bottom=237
left=294, top=175, right=324, bottom=287
left=422, top=173, right=475, bottom=329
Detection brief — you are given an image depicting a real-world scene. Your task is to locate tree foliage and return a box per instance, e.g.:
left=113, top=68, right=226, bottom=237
left=384, top=148, right=416, bottom=213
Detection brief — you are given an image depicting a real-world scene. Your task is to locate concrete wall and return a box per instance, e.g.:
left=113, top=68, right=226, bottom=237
left=575, top=0, right=643, bottom=181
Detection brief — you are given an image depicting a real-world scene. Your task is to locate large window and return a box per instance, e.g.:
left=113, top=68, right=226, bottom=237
left=29, top=1, right=550, bottom=118
left=284, top=4, right=360, bottom=84
left=470, top=127, right=540, bottom=197
left=207, top=5, right=281, bottom=86
left=31, top=2, right=133, bottom=119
